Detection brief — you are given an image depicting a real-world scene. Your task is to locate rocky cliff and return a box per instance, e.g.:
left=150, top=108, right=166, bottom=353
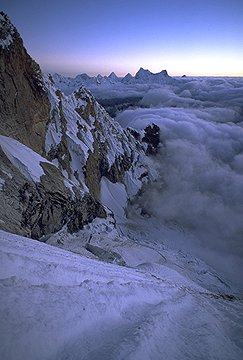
left=0, top=12, right=50, bottom=154
left=0, top=13, right=149, bottom=239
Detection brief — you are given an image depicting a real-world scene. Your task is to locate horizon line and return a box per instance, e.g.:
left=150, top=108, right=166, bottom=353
left=44, top=69, right=243, bottom=79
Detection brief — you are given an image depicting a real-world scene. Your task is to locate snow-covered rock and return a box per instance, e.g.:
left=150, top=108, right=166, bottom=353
left=0, top=135, right=106, bottom=239
left=43, top=80, right=149, bottom=201
left=0, top=12, right=150, bottom=239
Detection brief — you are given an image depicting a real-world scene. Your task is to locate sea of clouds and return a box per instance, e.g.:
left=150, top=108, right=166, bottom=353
left=115, top=77, right=243, bottom=288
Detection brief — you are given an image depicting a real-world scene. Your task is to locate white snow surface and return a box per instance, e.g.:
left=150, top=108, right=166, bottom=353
left=100, top=177, right=127, bottom=222
left=0, top=229, right=242, bottom=360
left=0, top=135, right=53, bottom=183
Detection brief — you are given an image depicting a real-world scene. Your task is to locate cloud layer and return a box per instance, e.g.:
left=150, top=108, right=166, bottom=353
left=116, top=77, right=243, bottom=288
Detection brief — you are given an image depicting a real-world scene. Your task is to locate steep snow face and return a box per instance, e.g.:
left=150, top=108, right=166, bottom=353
left=0, top=135, right=52, bottom=183
left=100, top=177, right=127, bottom=222
left=0, top=230, right=242, bottom=360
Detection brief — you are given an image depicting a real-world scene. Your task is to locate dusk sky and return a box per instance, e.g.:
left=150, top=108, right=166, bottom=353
left=1, top=0, right=242, bottom=77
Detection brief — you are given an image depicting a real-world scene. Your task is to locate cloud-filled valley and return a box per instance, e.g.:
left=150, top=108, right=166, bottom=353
left=115, top=77, right=243, bottom=286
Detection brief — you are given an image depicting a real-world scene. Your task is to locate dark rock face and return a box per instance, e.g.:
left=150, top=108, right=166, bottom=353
left=0, top=12, right=50, bottom=154
left=142, top=123, right=160, bottom=155
left=85, top=139, right=104, bottom=199
left=0, top=150, right=106, bottom=239
left=127, top=127, right=141, bottom=141
left=66, top=193, right=106, bottom=234
left=0, top=14, right=108, bottom=239
left=106, top=154, right=133, bottom=183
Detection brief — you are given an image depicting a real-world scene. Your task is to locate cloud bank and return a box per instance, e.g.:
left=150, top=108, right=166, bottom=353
left=116, top=77, right=243, bottom=288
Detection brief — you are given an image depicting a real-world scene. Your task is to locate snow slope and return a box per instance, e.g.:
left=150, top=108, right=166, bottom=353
left=0, top=230, right=242, bottom=360
left=0, top=135, right=53, bottom=183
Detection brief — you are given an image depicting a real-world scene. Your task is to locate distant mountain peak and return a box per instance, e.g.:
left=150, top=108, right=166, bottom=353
left=121, top=72, right=134, bottom=84
left=108, top=71, right=118, bottom=79
left=107, top=72, right=119, bottom=83
left=52, top=67, right=173, bottom=93
left=138, top=67, right=147, bottom=72
left=75, top=73, right=91, bottom=81
left=135, top=67, right=152, bottom=79
left=157, top=69, right=169, bottom=77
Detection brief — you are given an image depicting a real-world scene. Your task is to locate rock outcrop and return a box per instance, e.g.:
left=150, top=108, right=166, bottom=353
left=0, top=12, right=50, bottom=154
left=142, top=123, right=160, bottom=155
left=0, top=136, right=106, bottom=239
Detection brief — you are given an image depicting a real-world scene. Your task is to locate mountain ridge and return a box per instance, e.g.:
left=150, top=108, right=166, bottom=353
left=52, top=67, right=174, bottom=95
left=0, top=12, right=151, bottom=239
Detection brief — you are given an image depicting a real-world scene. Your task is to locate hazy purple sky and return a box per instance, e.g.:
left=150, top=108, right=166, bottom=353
left=1, top=0, right=242, bottom=76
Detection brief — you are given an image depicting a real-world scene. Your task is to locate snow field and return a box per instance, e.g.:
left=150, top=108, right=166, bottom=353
left=0, top=230, right=242, bottom=360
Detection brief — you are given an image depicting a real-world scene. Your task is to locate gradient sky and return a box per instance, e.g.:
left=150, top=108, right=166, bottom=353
left=1, top=0, right=243, bottom=77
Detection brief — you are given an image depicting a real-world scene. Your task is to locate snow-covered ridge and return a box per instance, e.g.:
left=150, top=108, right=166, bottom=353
left=44, top=75, right=150, bottom=204
left=0, top=12, right=152, bottom=239
left=52, top=67, right=174, bottom=95
left=0, top=74, right=151, bottom=238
